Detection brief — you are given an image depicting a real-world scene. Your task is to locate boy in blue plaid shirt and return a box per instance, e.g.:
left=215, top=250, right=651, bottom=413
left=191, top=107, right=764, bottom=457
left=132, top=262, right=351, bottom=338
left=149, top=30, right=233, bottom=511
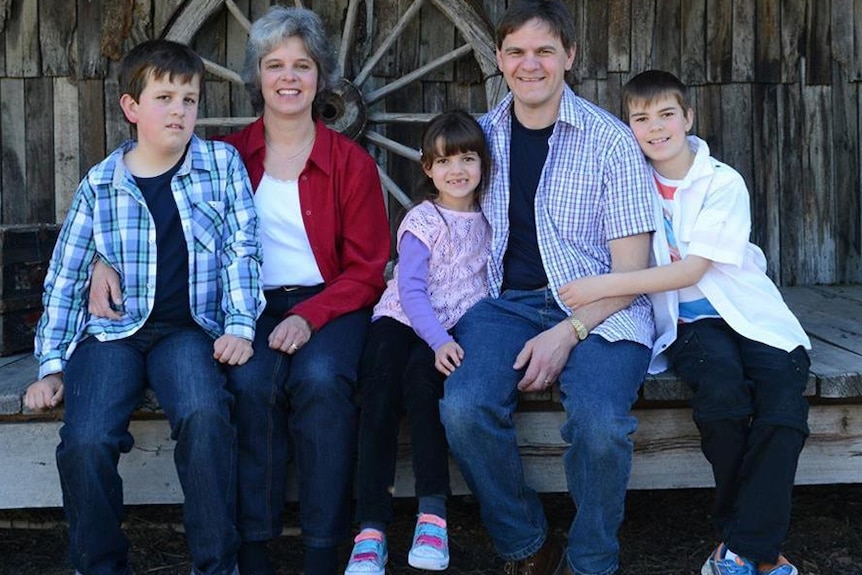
left=24, top=39, right=263, bottom=575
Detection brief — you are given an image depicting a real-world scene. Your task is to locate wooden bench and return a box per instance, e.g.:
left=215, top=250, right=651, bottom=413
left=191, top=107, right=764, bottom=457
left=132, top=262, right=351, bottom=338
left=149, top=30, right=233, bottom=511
left=1, top=285, right=861, bottom=509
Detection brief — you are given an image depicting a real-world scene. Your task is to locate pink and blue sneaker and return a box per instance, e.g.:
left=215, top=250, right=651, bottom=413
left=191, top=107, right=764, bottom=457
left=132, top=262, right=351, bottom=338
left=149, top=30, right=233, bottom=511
left=407, top=513, right=449, bottom=571
left=344, top=529, right=387, bottom=575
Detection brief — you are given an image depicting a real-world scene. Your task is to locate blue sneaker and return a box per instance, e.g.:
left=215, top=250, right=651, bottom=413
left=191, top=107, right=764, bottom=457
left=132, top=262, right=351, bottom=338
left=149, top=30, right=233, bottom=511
left=344, top=529, right=388, bottom=575
left=407, top=513, right=449, bottom=571
left=702, top=544, right=755, bottom=575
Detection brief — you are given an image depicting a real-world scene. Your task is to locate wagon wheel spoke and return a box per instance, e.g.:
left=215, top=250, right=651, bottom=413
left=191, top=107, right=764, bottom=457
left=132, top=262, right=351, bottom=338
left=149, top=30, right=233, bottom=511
left=162, top=0, right=500, bottom=208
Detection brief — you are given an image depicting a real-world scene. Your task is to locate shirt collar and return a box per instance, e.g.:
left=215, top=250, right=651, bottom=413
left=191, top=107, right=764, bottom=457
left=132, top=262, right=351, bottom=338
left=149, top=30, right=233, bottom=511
left=485, top=84, right=585, bottom=133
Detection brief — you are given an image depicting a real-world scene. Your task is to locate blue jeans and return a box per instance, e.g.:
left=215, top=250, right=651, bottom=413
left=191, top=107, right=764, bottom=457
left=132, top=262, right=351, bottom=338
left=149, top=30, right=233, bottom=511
left=58, top=322, right=239, bottom=575
left=668, top=318, right=810, bottom=564
left=440, top=290, right=649, bottom=575
left=228, top=287, right=368, bottom=548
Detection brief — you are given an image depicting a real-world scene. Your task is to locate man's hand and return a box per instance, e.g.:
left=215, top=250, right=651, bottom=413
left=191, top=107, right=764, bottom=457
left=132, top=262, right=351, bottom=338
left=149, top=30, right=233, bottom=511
left=513, top=320, right=579, bottom=392
left=213, top=334, right=254, bottom=366
left=558, top=275, right=608, bottom=310
left=89, top=258, right=124, bottom=320
left=24, top=374, right=65, bottom=411
left=268, top=315, right=313, bottom=354
left=435, top=341, right=464, bottom=376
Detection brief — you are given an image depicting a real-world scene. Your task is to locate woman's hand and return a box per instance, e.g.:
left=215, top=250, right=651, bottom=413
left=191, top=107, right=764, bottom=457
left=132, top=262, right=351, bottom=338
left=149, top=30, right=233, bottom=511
left=435, top=341, right=464, bottom=376
left=268, top=314, right=313, bottom=354
left=89, top=258, right=124, bottom=320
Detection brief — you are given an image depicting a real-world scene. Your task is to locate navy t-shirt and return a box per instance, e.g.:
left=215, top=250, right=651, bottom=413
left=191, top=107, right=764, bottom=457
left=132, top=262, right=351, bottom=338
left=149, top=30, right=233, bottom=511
left=134, top=152, right=192, bottom=324
left=503, top=114, right=554, bottom=290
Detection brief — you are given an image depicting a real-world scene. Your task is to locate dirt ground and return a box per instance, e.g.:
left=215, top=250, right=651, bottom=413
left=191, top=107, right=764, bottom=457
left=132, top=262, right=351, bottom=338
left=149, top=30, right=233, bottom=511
left=1, top=484, right=859, bottom=575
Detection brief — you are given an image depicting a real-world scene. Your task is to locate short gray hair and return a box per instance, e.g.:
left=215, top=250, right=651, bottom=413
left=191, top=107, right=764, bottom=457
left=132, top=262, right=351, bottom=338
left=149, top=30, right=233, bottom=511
left=242, top=6, right=338, bottom=114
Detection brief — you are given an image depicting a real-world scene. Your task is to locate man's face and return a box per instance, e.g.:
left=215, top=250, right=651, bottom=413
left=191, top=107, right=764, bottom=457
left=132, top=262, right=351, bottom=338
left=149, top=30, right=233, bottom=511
left=496, top=18, right=575, bottom=116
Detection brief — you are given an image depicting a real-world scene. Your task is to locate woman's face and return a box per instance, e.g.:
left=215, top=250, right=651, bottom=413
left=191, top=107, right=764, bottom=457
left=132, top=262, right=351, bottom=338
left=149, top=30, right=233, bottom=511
left=259, top=36, right=319, bottom=119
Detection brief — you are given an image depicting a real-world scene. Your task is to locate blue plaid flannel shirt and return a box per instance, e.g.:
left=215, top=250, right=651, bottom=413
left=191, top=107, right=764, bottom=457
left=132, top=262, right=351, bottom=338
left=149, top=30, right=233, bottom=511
left=35, top=135, right=264, bottom=378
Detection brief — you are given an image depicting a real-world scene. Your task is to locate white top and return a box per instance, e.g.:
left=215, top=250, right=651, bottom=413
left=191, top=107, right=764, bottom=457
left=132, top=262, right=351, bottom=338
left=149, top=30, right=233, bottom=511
left=648, top=136, right=810, bottom=373
left=254, top=173, right=324, bottom=289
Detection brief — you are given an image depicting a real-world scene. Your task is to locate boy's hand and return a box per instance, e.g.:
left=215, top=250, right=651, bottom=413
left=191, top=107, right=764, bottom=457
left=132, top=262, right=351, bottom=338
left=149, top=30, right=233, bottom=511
left=268, top=315, right=313, bottom=354
left=558, top=275, right=607, bottom=309
left=89, top=258, right=124, bottom=320
left=213, top=334, right=254, bottom=366
left=435, top=341, right=464, bottom=376
left=24, top=374, right=65, bottom=411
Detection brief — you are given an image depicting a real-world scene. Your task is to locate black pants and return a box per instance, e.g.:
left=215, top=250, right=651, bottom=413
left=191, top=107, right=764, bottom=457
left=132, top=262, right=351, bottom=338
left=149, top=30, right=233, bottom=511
left=668, top=318, right=810, bottom=564
left=354, top=317, right=451, bottom=525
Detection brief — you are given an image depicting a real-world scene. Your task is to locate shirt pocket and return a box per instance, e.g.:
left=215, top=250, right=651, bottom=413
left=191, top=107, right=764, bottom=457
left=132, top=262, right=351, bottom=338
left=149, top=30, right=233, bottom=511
left=191, top=200, right=225, bottom=253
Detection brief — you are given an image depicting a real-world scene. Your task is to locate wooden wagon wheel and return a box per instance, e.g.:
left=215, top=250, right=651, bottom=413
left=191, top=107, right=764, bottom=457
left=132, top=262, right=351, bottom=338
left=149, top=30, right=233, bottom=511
left=163, top=0, right=505, bottom=208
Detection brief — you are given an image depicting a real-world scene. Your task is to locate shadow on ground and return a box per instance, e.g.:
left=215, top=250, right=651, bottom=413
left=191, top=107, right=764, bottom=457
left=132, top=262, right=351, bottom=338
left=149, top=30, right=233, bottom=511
left=1, top=485, right=859, bottom=574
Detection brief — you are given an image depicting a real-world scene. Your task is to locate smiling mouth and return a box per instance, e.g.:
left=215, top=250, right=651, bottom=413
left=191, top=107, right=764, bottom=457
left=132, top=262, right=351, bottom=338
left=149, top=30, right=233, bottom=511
left=277, top=89, right=301, bottom=96
left=648, top=137, right=670, bottom=144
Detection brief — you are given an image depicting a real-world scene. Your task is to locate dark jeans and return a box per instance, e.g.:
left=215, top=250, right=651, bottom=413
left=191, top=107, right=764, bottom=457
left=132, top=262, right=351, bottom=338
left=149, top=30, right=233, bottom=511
left=227, top=287, right=368, bottom=548
left=668, top=318, right=810, bottom=564
left=354, top=317, right=451, bottom=525
left=58, top=322, right=239, bottom=575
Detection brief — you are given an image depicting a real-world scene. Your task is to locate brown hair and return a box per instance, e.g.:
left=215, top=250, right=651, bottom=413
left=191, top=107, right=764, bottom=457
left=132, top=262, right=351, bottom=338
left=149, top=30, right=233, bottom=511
left=119, top=39, right=205, bottom=104
left=496, top=0, right=576, bottom=51
left=622, top=70, right=691, bottom=120
left=419, top=110, right=491, bottom=207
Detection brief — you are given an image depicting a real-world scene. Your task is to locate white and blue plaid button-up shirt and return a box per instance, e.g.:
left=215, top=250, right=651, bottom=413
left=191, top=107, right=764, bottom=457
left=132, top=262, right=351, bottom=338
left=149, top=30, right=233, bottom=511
left=479, top=86, right=656, bottom=346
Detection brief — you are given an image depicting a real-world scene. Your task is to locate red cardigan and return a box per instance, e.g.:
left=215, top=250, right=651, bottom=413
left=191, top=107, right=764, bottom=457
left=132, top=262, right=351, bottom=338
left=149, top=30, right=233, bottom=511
left=220, top=117, right=390, bottom=330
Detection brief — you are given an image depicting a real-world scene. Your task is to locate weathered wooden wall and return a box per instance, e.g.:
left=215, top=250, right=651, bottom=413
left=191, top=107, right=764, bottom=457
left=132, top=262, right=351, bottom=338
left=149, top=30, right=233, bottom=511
left=0, top=0, right=860, bottom=286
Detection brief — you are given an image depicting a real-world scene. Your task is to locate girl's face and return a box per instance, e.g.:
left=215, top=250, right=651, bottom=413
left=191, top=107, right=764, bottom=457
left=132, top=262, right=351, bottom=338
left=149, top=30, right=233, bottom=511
left=423, top=141, right=482, bottom=212
left=259, top=36, right=318, bottom=120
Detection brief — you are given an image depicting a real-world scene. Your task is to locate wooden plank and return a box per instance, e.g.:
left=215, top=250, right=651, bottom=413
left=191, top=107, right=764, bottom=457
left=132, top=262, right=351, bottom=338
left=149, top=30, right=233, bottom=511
left=719, top=83, right=752, bottom=197
left=77, top=0, right=106, bottom=79
left=691, top=83, right=721, bottom=156
left=4, top=0, right=38, bottom=77
left=653, top=0, right=681, bottom=78
left=751, top=84, right=782, bottom=282
left=104, top=71, right=129, bottom=152
left=77, top=79, right=107, bottom=179
left=831, top=65, right=861, bottom=283
left=5, top=403, right=859, bottom=508
left=778, top=83, right=804, bottom=284
left=781, top=286, right=862, bottom=356
left=800, top=85, right=835, bottom=284
left=607, top=0, right=630, bottom=73
left=831, top=0, right=855, bottom=72
left=580, top=0, right=608, bottom=79
left=705, top=0, right=732, bottom=82
left=0, top=353, right=33, bottom=415
left=53, top=77, right=80, bottom=222
left=420, top=0, right=457, bottom=82
left=597, top=73, right=624, bottom=120
left=38, top=0, right=76, bottom=76
left=730, top=0, right=754, bottom=81
left=780, top=0, right=806, bottom=83
left=754, top=0, right=781, bottom=82
left=680, top=0, right=706, bottom=85
left=154, top=0, right=186, bottom=37
left=25, top=78, right=55, bottom=223
left=856, top=0, right=862, bottom=80
left=629, top=1, right=655, bottom=75
left=805, top=0, right=832, bottom=85
left=0, top=78, right=26, bottom=224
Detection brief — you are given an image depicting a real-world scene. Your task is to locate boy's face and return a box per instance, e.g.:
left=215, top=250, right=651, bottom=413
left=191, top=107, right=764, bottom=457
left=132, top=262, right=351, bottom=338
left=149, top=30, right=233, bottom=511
left=627, top=95, right=694, bottom=170
left=120, top=72, right=200, bottom=157
left=496, top=18, right=575, bottom=115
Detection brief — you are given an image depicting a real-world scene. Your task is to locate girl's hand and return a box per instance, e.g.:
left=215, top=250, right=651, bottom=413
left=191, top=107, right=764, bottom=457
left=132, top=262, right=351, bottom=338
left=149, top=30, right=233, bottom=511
left=435, top=341, right=464, bottom=376
left=558, top=275, right=607, bottom=309
left=268, top=314, right=313, bottom=354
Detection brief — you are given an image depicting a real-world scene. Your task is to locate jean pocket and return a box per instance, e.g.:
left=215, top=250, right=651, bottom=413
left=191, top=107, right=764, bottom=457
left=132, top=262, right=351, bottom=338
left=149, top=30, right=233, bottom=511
left=191, top=200, right=225, bottom=253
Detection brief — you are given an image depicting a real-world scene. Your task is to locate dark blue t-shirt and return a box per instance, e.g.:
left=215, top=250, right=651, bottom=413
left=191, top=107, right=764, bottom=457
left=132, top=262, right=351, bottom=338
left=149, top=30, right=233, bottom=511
left=503, top=114, right=554, bottom=290
left=134, top=152, right=191, bottom=324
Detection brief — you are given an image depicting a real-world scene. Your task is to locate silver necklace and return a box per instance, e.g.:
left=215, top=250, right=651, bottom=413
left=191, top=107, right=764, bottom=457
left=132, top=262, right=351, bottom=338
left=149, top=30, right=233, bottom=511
left=266, top=130, right=316, bottom=162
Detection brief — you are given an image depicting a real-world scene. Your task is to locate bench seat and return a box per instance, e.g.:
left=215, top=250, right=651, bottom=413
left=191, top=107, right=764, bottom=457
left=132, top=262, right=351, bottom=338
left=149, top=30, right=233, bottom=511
left=1, top=285, right=861, bottom=508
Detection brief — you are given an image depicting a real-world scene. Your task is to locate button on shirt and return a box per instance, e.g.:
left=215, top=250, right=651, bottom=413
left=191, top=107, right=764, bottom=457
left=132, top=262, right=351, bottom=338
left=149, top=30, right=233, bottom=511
left=479, top=86, right=657, bottom=346
left=35, top=135, right=264, bottom=378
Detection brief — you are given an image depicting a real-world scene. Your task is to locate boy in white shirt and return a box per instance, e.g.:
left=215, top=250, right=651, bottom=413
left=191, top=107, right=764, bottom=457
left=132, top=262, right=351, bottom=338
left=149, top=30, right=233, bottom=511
left=558, top=69, right=810, bottom=575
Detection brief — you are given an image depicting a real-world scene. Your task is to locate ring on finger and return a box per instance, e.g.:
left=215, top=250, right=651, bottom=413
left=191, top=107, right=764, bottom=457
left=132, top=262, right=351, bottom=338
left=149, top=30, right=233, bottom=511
left=289, top=343, right=299, bottom=351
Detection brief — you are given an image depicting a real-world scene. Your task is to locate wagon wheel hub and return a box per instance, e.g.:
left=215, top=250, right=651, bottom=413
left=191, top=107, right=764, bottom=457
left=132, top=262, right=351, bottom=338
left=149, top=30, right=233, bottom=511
left=319, top=79, right=367, bottom=141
